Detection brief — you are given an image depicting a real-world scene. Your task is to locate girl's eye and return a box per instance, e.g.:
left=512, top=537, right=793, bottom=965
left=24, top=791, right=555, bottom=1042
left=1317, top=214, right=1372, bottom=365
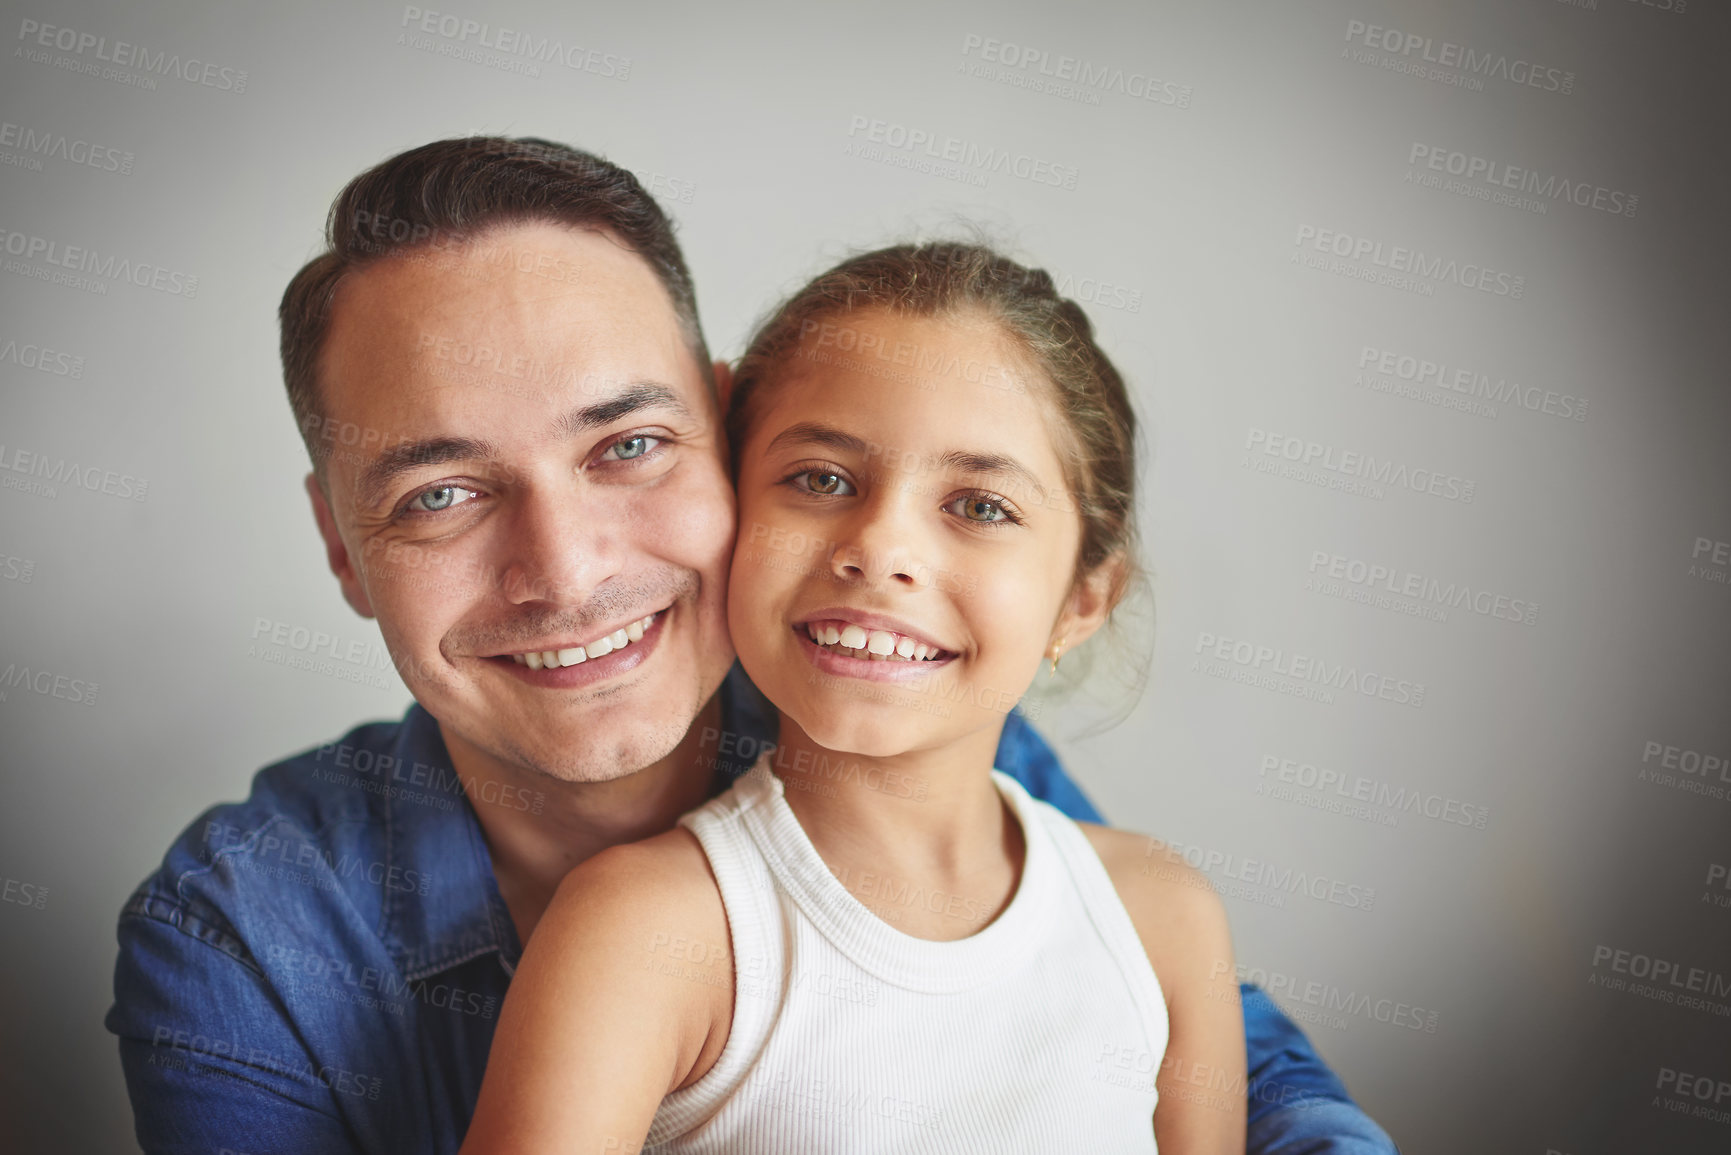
left=601, top=435, right=661, bottom=461
left=947, top=494, right=1019, bottom=525
left=795, top=470, right=854, bottom=496
left=409, top=484, right=479, bottom=513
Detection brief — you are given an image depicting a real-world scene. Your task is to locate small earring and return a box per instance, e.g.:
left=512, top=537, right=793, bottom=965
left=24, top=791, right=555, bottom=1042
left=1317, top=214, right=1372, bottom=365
left=1049, top=638, right=1066, bottom=676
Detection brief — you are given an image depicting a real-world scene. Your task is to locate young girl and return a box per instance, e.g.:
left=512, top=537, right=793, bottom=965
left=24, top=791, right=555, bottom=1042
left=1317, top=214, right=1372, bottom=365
left=461, top=243, right=1245, bottom=1153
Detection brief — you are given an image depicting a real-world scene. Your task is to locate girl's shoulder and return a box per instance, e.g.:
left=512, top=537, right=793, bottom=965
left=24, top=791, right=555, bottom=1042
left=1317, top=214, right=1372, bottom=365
left=1074, top=824, right=1233, bottom=997
left=550, top=826, right=732, bottom=961
left=538, top=827, right=736, bottom=1089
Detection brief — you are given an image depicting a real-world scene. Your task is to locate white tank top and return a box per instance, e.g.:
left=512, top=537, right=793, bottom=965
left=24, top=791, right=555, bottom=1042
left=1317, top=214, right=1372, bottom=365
left=645, top=759, right=1168, bottom=1153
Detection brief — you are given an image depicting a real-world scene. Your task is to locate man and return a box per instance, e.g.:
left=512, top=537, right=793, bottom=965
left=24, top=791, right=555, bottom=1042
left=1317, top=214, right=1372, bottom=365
left=107, top=137, right=1397, bottom=1153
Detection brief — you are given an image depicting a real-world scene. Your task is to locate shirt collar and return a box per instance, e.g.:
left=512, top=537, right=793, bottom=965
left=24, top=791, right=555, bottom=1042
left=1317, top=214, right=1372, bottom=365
left=378, top=665, right=780, bottom=983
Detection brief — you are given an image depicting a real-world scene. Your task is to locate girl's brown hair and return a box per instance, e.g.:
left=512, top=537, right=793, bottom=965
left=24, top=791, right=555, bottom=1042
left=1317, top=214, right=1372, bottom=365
left=728, top=241, right=1140, bottom=601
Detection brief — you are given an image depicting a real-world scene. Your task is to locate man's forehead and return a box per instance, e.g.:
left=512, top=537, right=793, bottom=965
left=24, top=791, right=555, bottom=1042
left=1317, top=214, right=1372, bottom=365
left=335, top=222, right=677, bottom=339
left=311, top=224, right=712, bottom=495
left=321, top=225, right=701, bottom=412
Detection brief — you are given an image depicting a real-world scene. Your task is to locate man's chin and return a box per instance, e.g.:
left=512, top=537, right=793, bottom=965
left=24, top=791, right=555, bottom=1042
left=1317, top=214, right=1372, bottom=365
left=522, top=724, right=692, bottom=784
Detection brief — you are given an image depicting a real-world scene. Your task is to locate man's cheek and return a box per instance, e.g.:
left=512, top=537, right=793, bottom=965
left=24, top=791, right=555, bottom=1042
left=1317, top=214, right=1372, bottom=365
left=361, top=543, right=476, bottom=677
left=655, top=464, right=737, bottom=576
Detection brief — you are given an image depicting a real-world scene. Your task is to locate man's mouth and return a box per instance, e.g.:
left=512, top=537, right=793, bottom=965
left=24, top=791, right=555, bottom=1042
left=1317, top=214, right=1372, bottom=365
left=800, top=618, right=953, bottom=663
left=502, top=611, right=660, bottom=670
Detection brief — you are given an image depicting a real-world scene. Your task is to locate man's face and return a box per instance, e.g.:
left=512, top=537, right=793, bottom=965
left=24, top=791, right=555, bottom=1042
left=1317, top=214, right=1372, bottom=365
left=311, top=221, right=736, bottom=782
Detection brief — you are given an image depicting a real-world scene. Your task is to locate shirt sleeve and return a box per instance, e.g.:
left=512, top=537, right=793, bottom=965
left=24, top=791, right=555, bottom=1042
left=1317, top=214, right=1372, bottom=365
left=107, top=896, right=367, bottom=1155
left=994, top=710, right=1400, bottom=1153
left=1243, top=987, right=1401, bottom=1152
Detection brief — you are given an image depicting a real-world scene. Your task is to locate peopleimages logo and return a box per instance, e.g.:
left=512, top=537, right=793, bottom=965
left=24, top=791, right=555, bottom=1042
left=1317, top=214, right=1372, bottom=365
left=1341, top=19, right=1575, bottom=95
left=1210, top=960, right=1439, bottom=1033
left=15, top=18, right=248, bottom=92
left=1193, top=630, right=1426, bottom=709
left=1638, top=739, right=1730, bottom=802
left=1147, top=839, right=1377, bottom=911
left=1293, top=225, right=1526, bottom=299
left=1244, top=427, right=1477, bottom=504
left=1257, top=753, right=1490, bottom=831
left=845, top=115, right=1080, bottom=191
left=957, top=34, right=1193, bottom=109
left=0, top=442, right=148, bottom=501
left=0, top=334, right=83, bottom=378
left=1306, top=550, right=1538, bottom=627
left=397, top=6, right=631, bottom=79
left=1356, top=346, right=1587, bottom=423
left=0, top=661, right=98, bottom=706
left=1589, top=944, right=1731, bottom=1017
left=0, top=226, right=198, bottom=297
left=1407, top=143, right=1638, bottom=218
left=1690, top=536, right=1730, bottom=589
left=0, top=120, right=134, bottom=175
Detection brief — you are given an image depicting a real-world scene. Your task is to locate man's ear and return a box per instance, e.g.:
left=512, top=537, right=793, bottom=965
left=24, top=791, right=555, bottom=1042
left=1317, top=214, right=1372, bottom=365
left=1049, top=553, right=1128, bottom=657
left=305, top=472, right=375, bottom=619
left=713, top=358, right=734, bottom=413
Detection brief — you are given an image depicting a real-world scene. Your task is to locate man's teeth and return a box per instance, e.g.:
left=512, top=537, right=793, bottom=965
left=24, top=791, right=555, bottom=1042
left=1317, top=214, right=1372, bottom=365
left=806, top=621, right=942, bottom=662
left=509, top=613, right=658, bottom=669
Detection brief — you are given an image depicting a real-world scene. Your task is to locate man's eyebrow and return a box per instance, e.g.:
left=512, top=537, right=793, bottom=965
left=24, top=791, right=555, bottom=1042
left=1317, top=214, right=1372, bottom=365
left=556, top=382, right=692, bottom=436
left=357, top=436, right=497, bottom=509
left=763, top=422, right=869, bottom=457
left=938, top=451, right=1049, bottom=501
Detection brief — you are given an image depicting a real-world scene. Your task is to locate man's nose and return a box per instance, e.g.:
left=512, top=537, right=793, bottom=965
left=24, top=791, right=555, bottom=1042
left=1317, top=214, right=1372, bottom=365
left=501, top=488, right=620, bottom=605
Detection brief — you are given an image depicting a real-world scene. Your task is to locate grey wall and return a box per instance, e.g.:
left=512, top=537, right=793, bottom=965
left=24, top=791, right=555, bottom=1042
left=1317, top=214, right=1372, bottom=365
left=1, top=0, right=1726, bottom=1150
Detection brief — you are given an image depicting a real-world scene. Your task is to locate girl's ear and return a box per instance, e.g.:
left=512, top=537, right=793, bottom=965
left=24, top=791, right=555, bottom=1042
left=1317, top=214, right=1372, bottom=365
left=1049, top=551, right=1128, bottom=654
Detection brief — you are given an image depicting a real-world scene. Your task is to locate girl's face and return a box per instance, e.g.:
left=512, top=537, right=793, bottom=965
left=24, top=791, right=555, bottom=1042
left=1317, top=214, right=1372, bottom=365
left=728, top=308, right=1100, bottom=759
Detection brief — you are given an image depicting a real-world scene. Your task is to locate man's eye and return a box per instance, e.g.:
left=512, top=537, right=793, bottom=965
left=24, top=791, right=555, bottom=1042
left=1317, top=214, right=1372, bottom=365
left=797, top=471, right=853, bottom=496
left=409, top=485, right=478, bottom=513
left=601, top=435, right=661, bottom=462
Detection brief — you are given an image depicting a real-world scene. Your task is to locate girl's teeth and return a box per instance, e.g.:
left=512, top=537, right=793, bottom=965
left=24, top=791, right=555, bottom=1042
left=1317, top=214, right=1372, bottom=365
left=805, top=620, right=944, bottom=662
left=510, top=614, right=656, bottom=669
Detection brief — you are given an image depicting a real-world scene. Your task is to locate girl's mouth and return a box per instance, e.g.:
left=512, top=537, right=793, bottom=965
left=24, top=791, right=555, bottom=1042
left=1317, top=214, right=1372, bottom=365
left=800, top=619, right=952, bottom=663
left=793, top=616, right=958, bottom=684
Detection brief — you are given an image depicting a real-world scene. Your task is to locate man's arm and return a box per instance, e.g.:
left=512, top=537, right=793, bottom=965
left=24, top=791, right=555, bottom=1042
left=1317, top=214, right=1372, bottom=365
left=107, top=896, right=365, bottom=1155
left=993, top=710, right=1400, bottom=1154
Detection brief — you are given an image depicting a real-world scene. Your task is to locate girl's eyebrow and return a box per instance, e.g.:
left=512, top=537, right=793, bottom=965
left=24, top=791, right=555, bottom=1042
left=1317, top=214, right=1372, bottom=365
left=940, top=451, right=1049, bottom=501
left=763, top=421, right=867, bottom=457
left=764, top=422, right=1050, bottom=501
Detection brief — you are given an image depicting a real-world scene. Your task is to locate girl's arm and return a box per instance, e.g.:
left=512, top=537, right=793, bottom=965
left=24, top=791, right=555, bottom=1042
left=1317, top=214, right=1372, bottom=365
left=1083, top=825, right=1248, bottom=1154
left=460, top=829, right=733, bottom=1155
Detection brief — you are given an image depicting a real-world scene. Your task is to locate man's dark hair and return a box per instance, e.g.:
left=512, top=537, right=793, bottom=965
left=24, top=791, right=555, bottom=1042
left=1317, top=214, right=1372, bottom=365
left=279, top=136, right=708, bottom=468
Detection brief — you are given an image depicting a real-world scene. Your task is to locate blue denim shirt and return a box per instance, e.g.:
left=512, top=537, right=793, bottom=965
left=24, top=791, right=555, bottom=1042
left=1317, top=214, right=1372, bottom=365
left=107, top=667, right=1395, bottom=1153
